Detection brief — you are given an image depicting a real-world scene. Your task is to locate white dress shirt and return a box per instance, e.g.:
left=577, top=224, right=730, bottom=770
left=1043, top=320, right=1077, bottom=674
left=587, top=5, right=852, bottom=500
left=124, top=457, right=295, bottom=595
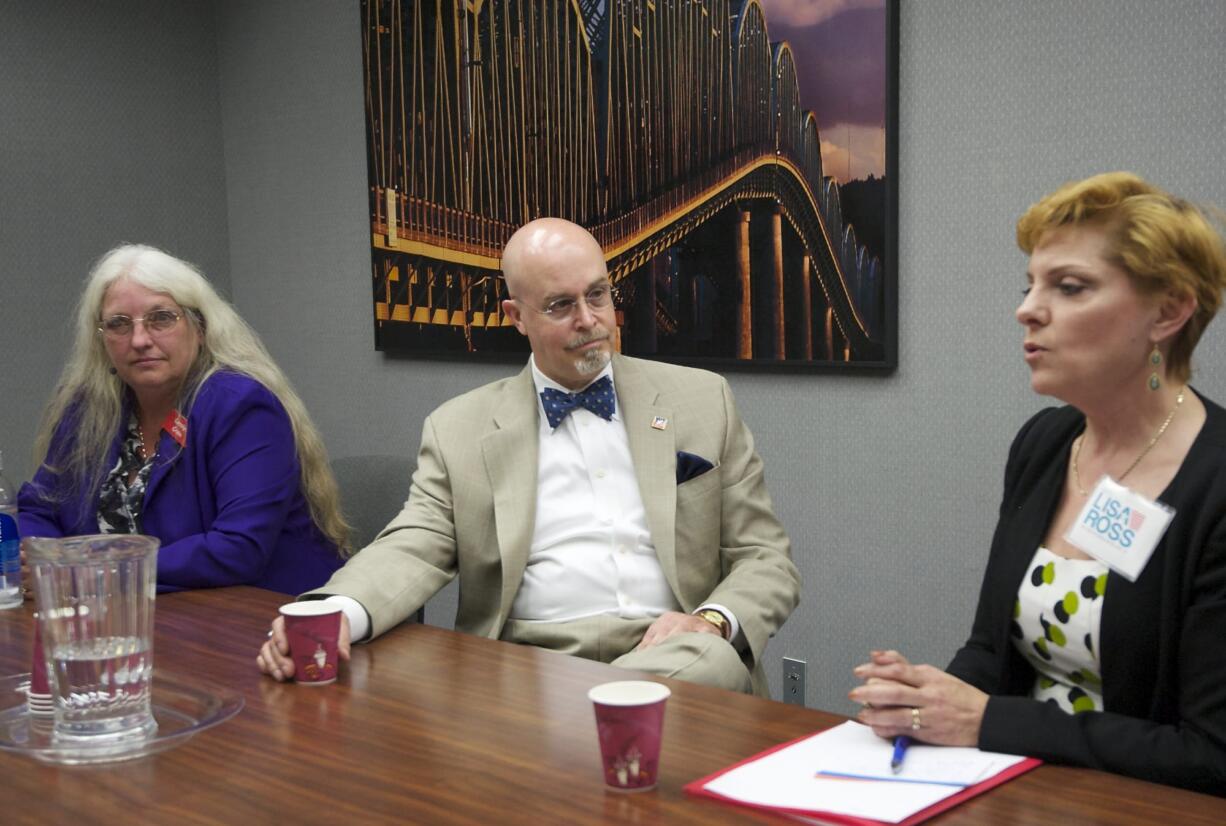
left=508, top=357, right=681, bottom=622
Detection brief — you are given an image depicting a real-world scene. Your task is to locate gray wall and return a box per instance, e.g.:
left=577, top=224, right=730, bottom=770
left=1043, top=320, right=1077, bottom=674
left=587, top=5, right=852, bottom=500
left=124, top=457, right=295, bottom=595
left=0, top=0, right=232, bottom=481
left=3, top=1, right=1225, bottom=713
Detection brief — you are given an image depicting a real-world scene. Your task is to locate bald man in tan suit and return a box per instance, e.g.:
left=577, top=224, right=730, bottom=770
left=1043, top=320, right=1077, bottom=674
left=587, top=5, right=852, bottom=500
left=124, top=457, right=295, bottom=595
left=259, top=219, right=799, bottom=696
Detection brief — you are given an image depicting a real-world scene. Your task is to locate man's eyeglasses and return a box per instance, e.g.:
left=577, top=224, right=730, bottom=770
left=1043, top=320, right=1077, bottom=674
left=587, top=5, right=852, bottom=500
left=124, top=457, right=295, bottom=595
left=518, top=284, right=613, bottom=323
left=98, top=309, right=184, bottom=339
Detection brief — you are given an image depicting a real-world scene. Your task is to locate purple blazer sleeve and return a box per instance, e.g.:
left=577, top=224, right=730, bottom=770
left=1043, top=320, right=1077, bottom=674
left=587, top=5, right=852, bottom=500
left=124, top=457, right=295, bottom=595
left=18, top=407, right=97, bottom=539
left=17, top=473, right=68, bottom=539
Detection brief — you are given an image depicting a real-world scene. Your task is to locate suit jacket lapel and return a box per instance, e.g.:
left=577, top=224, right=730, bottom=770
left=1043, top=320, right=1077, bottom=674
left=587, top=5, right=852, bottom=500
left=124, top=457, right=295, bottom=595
left=482, top=365, right=540, bottom=625
left=613, top=356, right=680, bottom=598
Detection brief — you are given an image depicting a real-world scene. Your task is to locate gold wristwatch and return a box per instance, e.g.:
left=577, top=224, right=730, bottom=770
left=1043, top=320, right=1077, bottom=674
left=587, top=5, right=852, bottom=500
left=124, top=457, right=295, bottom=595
left=695, top=609, right=731, bottom=640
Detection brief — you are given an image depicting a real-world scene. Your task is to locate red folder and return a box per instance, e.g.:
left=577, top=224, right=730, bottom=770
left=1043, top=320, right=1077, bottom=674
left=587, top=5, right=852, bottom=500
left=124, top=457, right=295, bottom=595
left=684, top=732, right=1042, bottom=826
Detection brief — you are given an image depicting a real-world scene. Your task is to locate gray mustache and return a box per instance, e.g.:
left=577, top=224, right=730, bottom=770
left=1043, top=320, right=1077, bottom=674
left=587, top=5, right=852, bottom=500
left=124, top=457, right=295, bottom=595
left=567, top=329, right=609, bottom=349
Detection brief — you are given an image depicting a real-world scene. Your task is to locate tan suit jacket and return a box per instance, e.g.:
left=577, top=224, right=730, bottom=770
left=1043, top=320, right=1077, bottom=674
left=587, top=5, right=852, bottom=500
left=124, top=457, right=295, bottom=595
left=308, top=354, right=800, bottom=684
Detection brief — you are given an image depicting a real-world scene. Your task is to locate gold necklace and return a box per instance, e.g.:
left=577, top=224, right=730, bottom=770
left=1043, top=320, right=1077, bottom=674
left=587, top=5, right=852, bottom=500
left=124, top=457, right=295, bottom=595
left=136, top=423, right=152, bottom=462
left=1071, top=388, right=1185, bottom=496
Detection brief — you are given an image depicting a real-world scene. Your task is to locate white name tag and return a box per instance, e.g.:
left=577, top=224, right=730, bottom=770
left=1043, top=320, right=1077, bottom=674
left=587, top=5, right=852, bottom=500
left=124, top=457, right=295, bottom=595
left=1065, top=476, right=1173, bottom=581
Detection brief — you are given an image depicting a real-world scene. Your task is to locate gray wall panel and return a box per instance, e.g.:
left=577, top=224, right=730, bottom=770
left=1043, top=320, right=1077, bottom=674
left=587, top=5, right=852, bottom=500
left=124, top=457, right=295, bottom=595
left=0, top=0, right=230, bottom=483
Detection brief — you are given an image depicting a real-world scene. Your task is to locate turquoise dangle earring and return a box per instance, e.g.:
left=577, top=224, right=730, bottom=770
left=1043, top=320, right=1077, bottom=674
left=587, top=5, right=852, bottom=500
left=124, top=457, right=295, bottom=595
left=1148, top=345, right=1162, bottom=391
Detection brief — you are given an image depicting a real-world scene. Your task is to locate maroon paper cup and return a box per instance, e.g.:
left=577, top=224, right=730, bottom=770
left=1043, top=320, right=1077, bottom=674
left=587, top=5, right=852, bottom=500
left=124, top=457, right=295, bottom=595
left=588, top=680, right=670, bottom=792
left=279, top=602, right=342, bottom=686
left=28, top=611, right=53, bottom=716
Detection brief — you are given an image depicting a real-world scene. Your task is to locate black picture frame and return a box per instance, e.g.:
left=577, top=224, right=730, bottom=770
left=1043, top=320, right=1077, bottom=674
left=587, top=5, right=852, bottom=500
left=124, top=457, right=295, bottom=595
left=362, top=0, right=898, bottom=374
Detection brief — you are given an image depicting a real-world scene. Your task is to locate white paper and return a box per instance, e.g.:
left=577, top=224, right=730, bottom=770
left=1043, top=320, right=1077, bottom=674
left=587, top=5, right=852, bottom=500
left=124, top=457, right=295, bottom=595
left=701, top=721, right=1027, bottom=824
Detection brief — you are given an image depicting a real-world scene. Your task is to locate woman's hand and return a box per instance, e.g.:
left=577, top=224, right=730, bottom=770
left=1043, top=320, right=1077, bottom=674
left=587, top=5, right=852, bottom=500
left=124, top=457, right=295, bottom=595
left=848, top=649, right=988, bottom=747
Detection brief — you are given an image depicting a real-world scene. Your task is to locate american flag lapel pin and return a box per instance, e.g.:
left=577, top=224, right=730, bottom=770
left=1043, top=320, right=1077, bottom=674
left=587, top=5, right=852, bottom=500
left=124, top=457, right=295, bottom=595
left=651, top=416, right=668, bottom=430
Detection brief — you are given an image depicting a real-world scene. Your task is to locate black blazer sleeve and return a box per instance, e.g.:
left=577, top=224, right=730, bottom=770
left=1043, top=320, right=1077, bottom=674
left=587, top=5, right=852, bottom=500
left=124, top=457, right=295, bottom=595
left=948, top=397, right=1226, bottom=796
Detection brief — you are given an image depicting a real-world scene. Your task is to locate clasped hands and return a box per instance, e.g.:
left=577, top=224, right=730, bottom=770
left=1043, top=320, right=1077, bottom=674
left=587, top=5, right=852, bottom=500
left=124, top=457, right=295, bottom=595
left=848, top=650, right=987, bottom=748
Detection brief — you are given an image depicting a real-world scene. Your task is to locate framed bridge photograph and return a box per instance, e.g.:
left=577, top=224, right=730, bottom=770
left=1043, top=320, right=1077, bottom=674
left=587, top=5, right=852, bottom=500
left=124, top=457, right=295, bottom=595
left=361, top=0, right=898, bottom=372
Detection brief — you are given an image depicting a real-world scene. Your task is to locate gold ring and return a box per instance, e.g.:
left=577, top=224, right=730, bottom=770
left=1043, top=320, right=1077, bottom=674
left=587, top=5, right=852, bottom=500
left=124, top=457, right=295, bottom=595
left=911, top=707, right=922, bottom=731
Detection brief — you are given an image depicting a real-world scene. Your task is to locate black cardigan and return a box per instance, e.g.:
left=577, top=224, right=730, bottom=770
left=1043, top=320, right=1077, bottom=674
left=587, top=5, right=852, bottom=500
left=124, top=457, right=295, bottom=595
left=947, top=390, right=1226, bottom=796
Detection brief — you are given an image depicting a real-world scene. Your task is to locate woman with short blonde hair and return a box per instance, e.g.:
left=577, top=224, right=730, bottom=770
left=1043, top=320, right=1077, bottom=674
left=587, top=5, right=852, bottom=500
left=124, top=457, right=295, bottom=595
left=852, top=172, right=1226, bottom=795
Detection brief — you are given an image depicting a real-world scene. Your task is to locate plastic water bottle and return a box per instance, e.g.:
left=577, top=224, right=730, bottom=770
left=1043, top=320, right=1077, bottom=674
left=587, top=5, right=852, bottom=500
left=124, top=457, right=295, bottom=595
left=0, top=450, right=21, bottom=609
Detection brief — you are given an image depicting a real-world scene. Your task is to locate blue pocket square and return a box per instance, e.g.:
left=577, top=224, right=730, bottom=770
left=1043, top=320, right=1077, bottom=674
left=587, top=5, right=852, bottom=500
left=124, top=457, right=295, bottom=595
left=676, top=451, right=715, bottom=484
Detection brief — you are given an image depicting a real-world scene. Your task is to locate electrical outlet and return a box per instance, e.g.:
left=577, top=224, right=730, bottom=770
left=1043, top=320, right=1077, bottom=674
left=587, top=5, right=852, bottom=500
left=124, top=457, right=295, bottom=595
left=783, top=657, right=806, bottom=706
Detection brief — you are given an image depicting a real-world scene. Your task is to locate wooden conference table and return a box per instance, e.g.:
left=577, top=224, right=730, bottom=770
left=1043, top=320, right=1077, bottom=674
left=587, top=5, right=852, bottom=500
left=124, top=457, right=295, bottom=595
left=0, top=587, right=1220, bottom=825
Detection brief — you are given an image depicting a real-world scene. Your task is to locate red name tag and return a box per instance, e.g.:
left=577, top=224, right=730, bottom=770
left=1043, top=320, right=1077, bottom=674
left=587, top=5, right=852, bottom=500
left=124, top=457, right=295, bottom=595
left=161, top=410, right=188, bottom=447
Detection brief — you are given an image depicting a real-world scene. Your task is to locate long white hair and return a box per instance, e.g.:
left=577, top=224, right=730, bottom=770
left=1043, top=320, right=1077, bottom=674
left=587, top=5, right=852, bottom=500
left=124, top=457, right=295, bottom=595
left=32, top=244, right=352, bottom=555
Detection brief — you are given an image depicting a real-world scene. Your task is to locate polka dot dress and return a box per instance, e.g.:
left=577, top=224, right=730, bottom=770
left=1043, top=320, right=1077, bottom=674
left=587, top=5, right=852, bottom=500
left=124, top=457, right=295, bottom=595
left=1012, top=547, right=1108, bottom=714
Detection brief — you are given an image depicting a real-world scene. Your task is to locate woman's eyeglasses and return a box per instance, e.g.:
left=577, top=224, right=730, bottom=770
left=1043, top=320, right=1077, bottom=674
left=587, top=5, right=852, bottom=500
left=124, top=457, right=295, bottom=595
left=98, top=309, right=184, bottom=339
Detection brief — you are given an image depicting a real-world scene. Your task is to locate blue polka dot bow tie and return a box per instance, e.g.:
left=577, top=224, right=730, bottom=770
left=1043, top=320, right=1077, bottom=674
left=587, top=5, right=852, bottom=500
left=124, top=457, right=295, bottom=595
left=540, top=375, right=616, bottom=429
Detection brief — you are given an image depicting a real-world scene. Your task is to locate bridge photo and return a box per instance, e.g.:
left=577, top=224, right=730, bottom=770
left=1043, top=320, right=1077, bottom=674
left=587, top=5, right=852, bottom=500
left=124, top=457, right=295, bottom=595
left=362, top=0, right=897, bottom=370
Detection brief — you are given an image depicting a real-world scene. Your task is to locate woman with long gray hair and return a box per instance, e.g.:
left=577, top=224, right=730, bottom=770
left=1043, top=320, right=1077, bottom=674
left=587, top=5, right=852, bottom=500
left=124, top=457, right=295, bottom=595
left=20, top=244, right=350, bottom=593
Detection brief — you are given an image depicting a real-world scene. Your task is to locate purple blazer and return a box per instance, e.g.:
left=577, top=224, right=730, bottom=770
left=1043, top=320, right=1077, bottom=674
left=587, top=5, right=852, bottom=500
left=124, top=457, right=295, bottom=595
left=19, top=371, right=343, bottom=594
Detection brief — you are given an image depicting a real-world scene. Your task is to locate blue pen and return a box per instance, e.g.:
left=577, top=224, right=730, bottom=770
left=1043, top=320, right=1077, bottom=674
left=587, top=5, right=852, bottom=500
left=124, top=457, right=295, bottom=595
left=890, top=735, right=912, bottom=774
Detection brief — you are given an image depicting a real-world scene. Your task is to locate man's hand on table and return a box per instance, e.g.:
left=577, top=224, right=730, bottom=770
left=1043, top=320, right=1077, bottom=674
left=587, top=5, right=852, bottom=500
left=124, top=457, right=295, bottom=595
left=257, top=613, right=352, bottom=681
